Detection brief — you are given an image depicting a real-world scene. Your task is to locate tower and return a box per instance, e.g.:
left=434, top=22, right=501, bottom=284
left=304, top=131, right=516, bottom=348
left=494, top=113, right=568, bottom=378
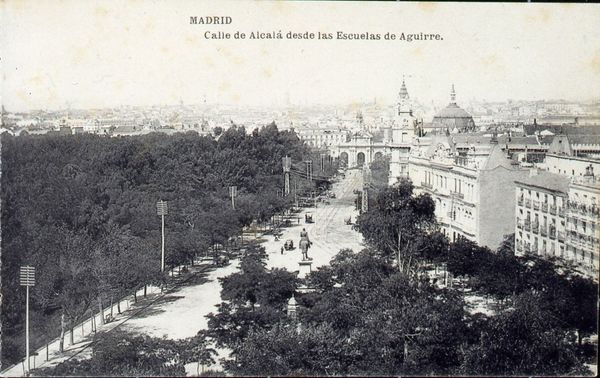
left=389, top=77, right=417, bottom=185
left=450, top=83, right=456, bottom=105
left=392, top=77, right=416, bottom=144
left=397, top=77, right=412, bottom=116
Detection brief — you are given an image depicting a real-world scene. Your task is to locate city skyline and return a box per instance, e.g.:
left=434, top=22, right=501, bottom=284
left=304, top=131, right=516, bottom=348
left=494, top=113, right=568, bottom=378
left=2, top=1, right=600, bottom=112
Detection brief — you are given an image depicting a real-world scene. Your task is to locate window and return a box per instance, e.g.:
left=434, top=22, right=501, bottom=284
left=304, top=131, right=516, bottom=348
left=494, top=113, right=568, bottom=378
left=542, top=240, right=547, bottom=254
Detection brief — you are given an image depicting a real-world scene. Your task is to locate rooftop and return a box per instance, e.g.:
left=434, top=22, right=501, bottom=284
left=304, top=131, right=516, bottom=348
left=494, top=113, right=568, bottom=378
left=515, top=171, right=570, bottom=194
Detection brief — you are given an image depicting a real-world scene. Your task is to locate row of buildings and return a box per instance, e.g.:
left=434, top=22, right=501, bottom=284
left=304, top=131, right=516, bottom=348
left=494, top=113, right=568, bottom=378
left=317, top=81, right=599, bottom=279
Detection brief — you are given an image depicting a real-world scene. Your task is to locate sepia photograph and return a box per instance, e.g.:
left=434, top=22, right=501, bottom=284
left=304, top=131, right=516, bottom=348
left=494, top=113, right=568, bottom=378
left=1, top=0, right=599, bottom=376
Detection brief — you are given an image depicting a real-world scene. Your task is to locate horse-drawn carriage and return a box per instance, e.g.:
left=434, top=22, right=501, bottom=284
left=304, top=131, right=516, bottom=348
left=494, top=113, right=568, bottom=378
left=305, top=213, right=313, bottom=223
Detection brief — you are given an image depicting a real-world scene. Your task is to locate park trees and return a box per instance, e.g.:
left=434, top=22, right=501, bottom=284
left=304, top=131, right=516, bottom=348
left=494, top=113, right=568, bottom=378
left=1, top=122, right=318, bottom=366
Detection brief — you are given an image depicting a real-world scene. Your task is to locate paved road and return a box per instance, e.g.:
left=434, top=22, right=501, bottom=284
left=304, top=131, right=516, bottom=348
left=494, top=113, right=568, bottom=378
left=264, top=168, right=365, bottom=272
left=5, top=170, right=364, bottom=376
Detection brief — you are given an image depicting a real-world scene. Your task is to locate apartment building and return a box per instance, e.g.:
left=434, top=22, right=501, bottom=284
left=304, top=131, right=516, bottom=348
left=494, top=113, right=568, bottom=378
left=514, top=167, right=599, bottom=279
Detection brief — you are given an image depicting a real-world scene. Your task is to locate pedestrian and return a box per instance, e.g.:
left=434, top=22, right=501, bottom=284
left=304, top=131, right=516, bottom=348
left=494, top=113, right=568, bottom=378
left=281, top=246, right=284, bottom=255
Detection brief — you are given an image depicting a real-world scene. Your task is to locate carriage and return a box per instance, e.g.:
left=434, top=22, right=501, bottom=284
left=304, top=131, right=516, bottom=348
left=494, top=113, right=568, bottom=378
left=305, top=213, right=313, bottom=223
left=284, top=239, right=294, bottom=250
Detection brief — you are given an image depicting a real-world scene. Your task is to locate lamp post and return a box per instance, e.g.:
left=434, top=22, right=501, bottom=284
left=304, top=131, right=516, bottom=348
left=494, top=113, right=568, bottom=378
left=229, top=186, right=237, bottom=209
left=282, top=156, right=291, bottom=196
left=156, top=200, right=168, bottom=272
left=20, top=266, right=35, bottom=376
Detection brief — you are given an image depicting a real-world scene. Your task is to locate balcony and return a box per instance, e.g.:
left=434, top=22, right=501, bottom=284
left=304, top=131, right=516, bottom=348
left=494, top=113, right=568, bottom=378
left=549, top=227, right=556, bottom=239
left=533, top=200, right=540, bottom=210
left=525, top=199, right=532, bottom=208
left=541, top=202, right=548, bottom=212
left=532, top=221, right=539, bottom=234
left=549, top=204, right=557, bottom=215
left=524, top=244, right=531, bottom=254
left=557, top=231, right=565, bottom=242
left=450, top=190, right=464, bottom=199
left=540, top=227, right=547, bottom=237
left=532, top=245, right=539, bottom=254
left=421, top=181, right=433, bottom=189
left=558, top=208, right=565, bottom=217
left=518, top=197, right=524, bottom=206
left=517, top=221, right=523, bottom=230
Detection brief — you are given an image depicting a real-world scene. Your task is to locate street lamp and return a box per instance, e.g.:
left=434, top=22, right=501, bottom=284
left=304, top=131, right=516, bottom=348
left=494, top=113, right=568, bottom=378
left=229, top=186, right=237, bottom=209
left=156, top=200, right=168, bottom=272
left=19, top=266, right=35, bottom=376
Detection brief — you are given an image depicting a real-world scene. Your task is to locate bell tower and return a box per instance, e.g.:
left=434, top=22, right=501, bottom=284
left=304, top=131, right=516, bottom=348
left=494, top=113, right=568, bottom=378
left=393, top=76, right=416, bottom=144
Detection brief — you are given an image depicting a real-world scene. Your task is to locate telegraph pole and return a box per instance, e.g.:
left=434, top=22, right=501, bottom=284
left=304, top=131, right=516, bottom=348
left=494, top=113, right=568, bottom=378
left=282, top=156, right=291, bottom=196
left=156, top=200, right=168, bottom=272
left=229, top=186, right=237, bottom=209
left=362, top=164, right=371, bottom=213
left=305, top=161, right=313, bottom=181
left=20, top=266, right=35, bottom=376
left=294, top=178, right=298, bottom=207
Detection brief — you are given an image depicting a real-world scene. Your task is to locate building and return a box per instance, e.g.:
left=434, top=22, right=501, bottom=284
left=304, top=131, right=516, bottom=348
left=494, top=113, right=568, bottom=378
left=331, top=78, right=418, bottom=179
left=409, top=133, right=530, bottom=249
left=427, top=85, right=476, bottom=135
left=514, top=167, right=599, bottom=280
left=387, top=79, right=418, bottom=184
left=296, top=127, right=350, bottom=149
left=542, top=134, right=600, bottom=174
left=514, top=170, right=569, bottom=261
left=566, top=172, right=599, bottom=278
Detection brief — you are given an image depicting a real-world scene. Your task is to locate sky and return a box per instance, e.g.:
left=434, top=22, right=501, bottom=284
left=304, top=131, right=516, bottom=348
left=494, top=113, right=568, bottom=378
left=2, top=0, right=600, bottom=112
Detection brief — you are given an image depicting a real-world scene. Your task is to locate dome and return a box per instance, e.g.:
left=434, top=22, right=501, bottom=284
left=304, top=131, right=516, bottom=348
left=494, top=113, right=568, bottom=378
left=434, top=104, right=473, bottom=119
left=429, top=85, right=476, bottom=134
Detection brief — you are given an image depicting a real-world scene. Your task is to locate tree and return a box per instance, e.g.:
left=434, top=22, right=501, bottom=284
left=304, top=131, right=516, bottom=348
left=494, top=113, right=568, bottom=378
left=460, top=290, right=590, bottom=376
left=205, top=245, right=297, bottom=349
left=355, top=179, right=437, bottom=275
left=221, top=248, right=472, bottom=376
left=33, top=331, right=198, bottom=376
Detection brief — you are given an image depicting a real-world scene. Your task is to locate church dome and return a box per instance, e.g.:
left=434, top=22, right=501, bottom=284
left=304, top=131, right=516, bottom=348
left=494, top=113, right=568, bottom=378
left=431, top=85, right=475, bottom=133
left=434, top=103, right=473, bottom=119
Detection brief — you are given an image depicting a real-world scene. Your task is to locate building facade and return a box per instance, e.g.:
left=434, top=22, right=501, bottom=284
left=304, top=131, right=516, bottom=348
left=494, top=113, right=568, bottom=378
left=514, top=168, right=599, bottom=280
left=409, top=134, right=529, bottom=249
left=296, top=127, right=350, bottom=149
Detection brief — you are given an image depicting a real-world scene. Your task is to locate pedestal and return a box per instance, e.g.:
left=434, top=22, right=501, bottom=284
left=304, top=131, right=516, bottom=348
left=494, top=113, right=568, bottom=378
left=298, top=260, right=313, bottom=279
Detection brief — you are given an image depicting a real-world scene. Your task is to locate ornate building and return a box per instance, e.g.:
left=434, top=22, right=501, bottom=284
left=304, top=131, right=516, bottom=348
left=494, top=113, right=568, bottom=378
left=427, top=85, right=476, bottom=134
left=409, top=133, right=530, bottom=249
left=331, top=78, right=419, bottom=174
